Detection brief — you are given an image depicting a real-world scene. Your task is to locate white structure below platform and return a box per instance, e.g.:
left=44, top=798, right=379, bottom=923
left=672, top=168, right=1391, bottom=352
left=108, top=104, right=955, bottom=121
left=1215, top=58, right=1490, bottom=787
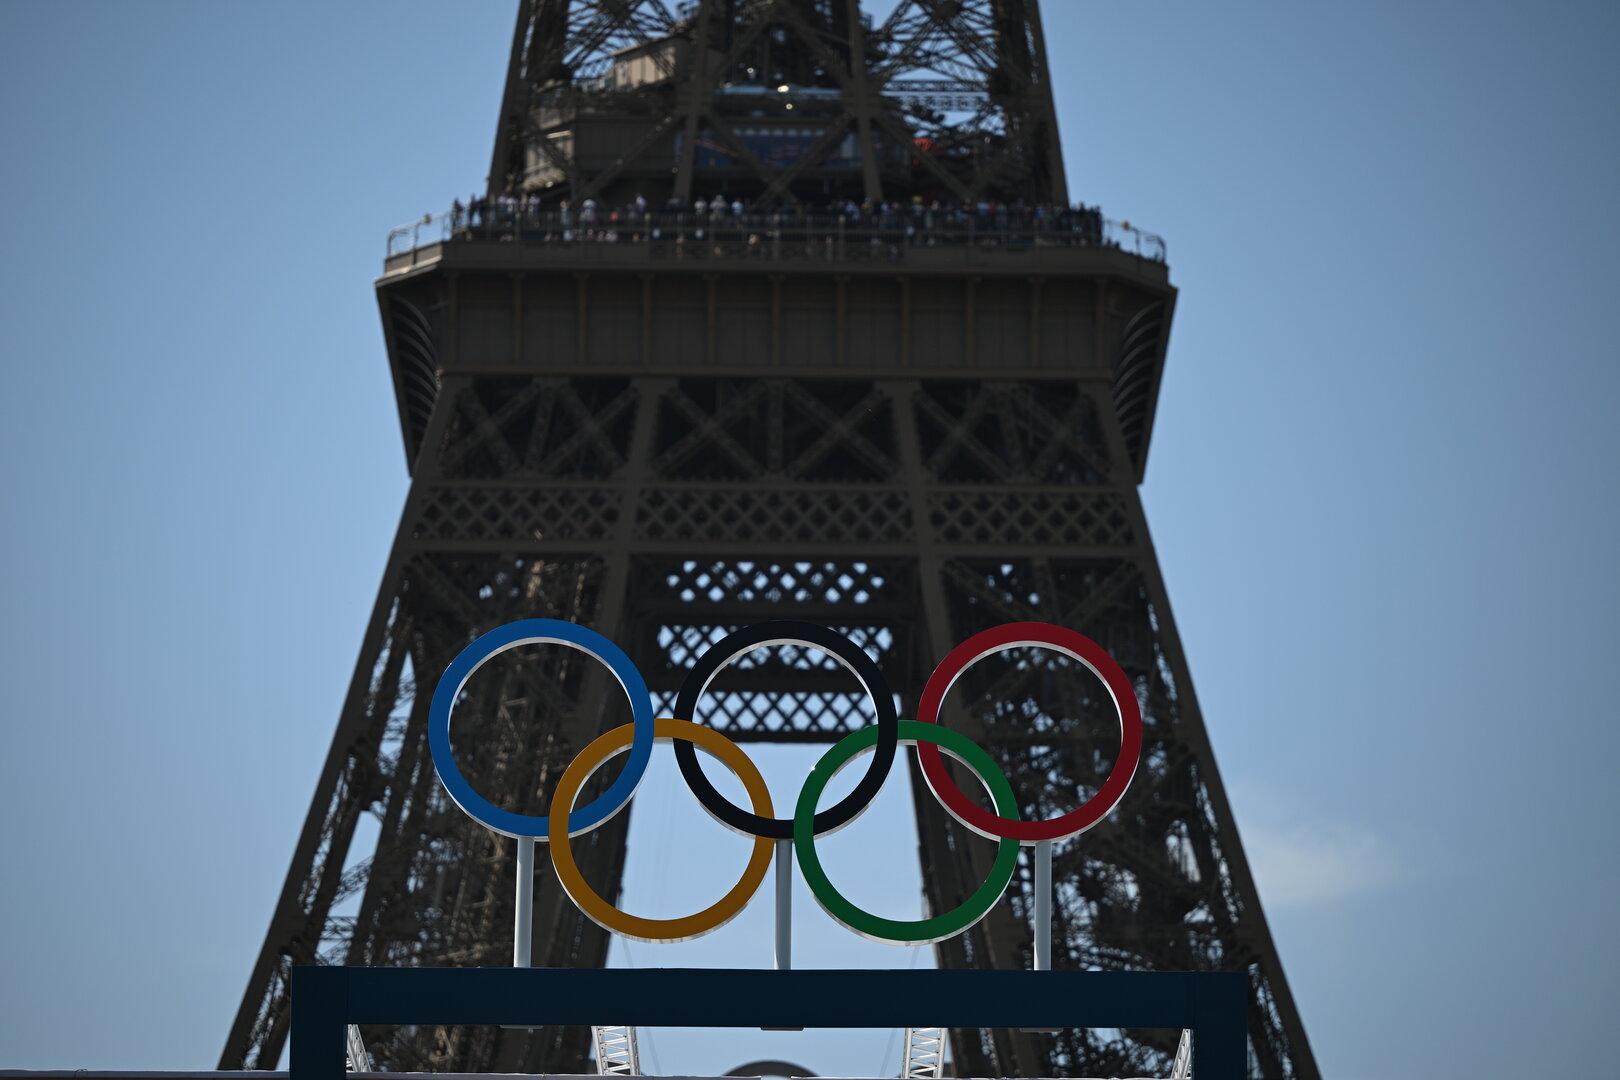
left=592, top=1025, right=641, bottom=1075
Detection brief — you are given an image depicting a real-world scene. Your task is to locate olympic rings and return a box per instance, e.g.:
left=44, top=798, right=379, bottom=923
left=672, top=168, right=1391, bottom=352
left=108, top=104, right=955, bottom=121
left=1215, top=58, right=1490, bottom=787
left=429, top=617, right=1143, bottom=947
left=550, top=719, right=776, bottom=943
left=428, top=619, right=656, bottom=839
left=673, top=621, right=898, bottom=840
left=795, top=721, right=1020, bottom=944
left=915, top=622, right=1143, bottom=844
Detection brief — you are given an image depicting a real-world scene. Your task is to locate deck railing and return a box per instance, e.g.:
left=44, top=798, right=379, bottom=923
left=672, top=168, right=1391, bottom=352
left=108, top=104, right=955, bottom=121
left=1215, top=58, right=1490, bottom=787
left=386, top=206, right=1166, bottom=266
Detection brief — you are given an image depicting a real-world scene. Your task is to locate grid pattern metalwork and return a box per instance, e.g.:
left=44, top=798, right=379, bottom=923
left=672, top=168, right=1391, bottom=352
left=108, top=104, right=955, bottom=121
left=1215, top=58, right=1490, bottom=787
left=226, top=3, right=1318, bottom=1078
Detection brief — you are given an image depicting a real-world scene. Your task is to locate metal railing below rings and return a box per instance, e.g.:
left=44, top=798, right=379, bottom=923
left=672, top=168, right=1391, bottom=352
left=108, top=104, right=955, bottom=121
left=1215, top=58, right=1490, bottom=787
left=385, top=207, right=1167, bottom=266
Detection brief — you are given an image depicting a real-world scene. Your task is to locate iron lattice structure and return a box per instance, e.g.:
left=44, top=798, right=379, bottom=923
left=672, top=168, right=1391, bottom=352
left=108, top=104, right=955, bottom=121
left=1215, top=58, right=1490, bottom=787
left=488, top=0, right=1066, bottom=206
left=224, top=2, right=1320, bottom=1077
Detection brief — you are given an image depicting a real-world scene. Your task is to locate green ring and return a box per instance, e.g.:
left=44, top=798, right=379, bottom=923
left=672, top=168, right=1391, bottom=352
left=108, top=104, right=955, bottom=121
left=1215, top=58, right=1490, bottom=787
left=794, top=719, right=1020, bottom=945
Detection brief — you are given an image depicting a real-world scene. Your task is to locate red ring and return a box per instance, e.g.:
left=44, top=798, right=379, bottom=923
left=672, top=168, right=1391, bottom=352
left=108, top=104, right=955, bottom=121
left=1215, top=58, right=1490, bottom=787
left=915, top=622, right=1143, bottom=844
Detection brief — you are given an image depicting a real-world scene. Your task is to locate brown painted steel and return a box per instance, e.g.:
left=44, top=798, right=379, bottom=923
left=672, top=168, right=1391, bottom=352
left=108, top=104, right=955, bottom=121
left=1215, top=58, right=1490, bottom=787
left=226, top=4, right=1319, bottom=1078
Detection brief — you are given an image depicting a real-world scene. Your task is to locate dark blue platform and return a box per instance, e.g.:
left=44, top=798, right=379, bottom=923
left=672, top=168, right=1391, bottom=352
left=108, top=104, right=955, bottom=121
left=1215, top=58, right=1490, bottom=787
left=290, top=966, right=1247, bottom=1079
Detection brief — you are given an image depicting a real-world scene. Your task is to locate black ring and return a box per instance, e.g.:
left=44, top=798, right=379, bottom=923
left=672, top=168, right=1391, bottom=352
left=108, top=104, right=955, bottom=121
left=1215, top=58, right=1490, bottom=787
left=673, top=620, right=898, bottom=840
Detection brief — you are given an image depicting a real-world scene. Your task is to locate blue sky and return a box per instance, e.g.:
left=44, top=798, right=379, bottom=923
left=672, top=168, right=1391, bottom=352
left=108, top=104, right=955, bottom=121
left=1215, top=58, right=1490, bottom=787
left=2, top=3, right=1618, bottom=1078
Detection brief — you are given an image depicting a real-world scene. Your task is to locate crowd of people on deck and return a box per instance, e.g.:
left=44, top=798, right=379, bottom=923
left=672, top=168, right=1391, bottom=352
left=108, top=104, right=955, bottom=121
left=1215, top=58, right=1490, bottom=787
left=444, top=191, right=1129, bottom=251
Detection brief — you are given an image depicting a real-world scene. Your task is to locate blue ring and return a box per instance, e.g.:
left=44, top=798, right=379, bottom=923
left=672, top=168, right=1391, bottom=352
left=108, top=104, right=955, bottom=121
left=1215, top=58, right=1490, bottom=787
left=427, top=619, right=655, bottom=839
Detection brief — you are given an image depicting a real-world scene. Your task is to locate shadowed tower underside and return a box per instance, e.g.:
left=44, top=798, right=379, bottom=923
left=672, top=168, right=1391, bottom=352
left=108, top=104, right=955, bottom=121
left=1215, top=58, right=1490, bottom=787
left=224, top=2, right=1319, bottom=1077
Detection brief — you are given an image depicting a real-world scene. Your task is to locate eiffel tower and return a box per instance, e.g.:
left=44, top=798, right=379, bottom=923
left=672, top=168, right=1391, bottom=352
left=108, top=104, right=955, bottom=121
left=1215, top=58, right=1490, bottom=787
left=223, top=2, right=1319, bottom=1076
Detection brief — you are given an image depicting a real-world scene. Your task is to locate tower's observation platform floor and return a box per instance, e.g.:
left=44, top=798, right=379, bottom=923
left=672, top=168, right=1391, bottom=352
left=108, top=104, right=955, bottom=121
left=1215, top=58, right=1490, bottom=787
left=375, top=209, right=1176, bottom=480
left=383, top=210, right=1169, bottom=288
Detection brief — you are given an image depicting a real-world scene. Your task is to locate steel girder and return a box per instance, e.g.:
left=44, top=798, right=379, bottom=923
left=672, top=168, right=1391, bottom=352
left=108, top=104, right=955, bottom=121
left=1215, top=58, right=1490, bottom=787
left=228, top=2, right=1318, bottom=1076
left=225, top=370, right=1320, bottom=1077
left=488, top=0, right=1067, bottom=205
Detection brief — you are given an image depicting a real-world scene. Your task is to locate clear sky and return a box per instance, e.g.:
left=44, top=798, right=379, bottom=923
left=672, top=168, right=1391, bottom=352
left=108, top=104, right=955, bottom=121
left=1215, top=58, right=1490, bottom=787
left=1, top=3, right=1617, bottom=1078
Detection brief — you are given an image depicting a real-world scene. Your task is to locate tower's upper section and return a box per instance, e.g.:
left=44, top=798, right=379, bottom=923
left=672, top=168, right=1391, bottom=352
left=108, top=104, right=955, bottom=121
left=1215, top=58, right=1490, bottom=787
left=489, top=0, right=1069, bottom=208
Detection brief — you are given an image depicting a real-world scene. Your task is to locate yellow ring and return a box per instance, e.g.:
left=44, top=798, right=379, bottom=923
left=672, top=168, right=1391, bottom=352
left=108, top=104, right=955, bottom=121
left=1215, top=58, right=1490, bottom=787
left=548, top=717, right=775, bottom=943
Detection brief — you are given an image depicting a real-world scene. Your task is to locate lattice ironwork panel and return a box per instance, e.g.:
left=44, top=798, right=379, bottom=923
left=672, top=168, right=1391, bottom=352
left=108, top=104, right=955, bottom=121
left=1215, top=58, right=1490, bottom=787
left=349, top=552, right=617, bottom=1074
left=931, top=556, right=1303, bottom=1078
left=872, top=0, right=1065, bottom=203
left=436, top=377, right=637, bottom=481
left=415, top=484, right=620, bottom=545
left=659, top=685, right=888, bottom=740
left=650, top=621, right=899, bottom=738
left=927, top=489, right=1134, bottom=548
left=652, top=378, right=898, bottom=482
left=492, top=0, right=1065, bottom=206
left=405, top=555, right=607, bottom=638
left=913, top=380, right=1112, bottom=484
left=659, top=622, right=896, bottom=672
left=544, top=1, right=681, bottom=84
left=626, top=558, right=913, bottom=741
left=635, top=485, right=912, bottom=546
left=643, top=558, right=910, bottom=610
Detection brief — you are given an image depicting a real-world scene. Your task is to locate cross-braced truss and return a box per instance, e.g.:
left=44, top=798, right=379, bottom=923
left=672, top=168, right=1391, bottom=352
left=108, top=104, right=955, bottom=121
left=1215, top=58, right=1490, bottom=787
left=228, top=3, right=1318, bottom=1076
left=227, top=372, right=1319, bottom=1078
left=490, top=0, right=1067, bottom=205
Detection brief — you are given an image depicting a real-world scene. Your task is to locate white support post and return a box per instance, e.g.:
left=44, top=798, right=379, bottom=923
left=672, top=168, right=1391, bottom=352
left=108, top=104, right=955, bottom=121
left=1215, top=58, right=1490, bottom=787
left=344, top=1024, right=373, bottom=1073
left=1172, top=1028, right=1193, bottom=1078
left=774, top=838, right=792, bottom=970
left=1033, top=839, right=1053, bottom=971
left=593, top=1024, right=640, bottom=1075
left=514, top=836, right=534, bottom=968
left=902, top=1026, right=946, bottom=1078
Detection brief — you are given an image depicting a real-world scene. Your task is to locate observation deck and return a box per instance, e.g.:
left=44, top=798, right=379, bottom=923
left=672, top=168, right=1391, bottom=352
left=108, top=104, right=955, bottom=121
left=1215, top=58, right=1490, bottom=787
left=376, top=206, right=1176, bottom=481
left=384, top=208, right=1167, bottom=280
